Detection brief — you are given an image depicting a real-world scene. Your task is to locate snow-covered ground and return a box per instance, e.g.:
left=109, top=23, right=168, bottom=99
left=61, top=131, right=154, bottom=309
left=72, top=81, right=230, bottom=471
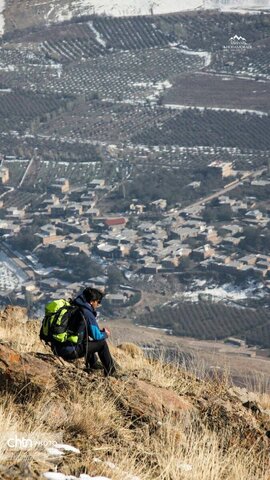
left=1, top=0, right=270, bottom=36
left=163, top=104, right=268, bottom=117
left=49, top=0, right=270, bottom=24
left=71, top=0, right=270, bottom=16
left=88, top=21, right=107, bottom=48
left=0, top=0, right=5, bottom=35
left=66, top=0, right=202, bottom=17
left=0, top=250, right=28, bottom=294
left=178, top=280, right=266, bottom=304
left=1, top=0, right=268, bottom=35
left=178, top=48, right=212, bottom=68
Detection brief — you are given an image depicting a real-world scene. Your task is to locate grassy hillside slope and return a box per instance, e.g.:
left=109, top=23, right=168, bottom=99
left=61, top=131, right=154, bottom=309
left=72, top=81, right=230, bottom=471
left=0, top=305, right=269, bottom=480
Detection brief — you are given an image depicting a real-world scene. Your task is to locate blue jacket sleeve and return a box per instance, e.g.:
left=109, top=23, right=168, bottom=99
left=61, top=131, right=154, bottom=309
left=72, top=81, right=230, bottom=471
left=87, top=311, right=107, bottom=341
left=91, top=324, right=108, bottom=341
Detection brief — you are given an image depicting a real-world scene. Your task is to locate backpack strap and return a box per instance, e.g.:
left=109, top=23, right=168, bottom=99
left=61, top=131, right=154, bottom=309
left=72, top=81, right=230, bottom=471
left=78, top=309, right=89, bottom=369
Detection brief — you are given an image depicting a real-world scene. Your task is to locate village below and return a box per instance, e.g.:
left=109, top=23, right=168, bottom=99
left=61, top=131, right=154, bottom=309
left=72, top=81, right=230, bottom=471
left=0, top=2, right=270, bottom=480
left=0, top=4, right=270, bottom=356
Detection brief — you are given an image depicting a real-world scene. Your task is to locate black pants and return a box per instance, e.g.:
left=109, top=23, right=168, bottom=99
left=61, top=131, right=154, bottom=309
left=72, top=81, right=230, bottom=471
left=53, top=339, right=116, bottom=376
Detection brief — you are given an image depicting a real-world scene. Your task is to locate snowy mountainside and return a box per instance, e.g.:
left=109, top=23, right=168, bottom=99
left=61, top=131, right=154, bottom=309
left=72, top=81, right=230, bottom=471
left=2, top=0, right=270, bottom=35
left=2, top=0, right=200, bottom=35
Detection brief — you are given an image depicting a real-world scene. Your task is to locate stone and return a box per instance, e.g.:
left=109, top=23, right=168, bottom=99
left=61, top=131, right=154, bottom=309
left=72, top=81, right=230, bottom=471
left=228, top=386, right=258, bottom=405
left=109, top=378, right=193, bottom=422
left=243, top=400, right=262, bottom=414
left=0, top=343, right=56, bottom=396
left=0, top=305, right=28, bottom=325
left=117, top=343, right=144, bottom=358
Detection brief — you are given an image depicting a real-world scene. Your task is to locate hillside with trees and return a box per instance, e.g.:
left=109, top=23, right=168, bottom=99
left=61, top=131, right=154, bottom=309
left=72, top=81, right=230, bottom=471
left=136, top=301, right=270, bottom=347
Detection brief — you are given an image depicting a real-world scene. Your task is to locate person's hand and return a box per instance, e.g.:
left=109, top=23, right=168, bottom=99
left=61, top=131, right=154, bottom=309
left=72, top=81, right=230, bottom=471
left=103, top=327, right=111, bottom=336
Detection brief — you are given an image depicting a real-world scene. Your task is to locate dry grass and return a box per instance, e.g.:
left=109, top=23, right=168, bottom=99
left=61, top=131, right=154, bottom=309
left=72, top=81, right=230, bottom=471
left=245, top=372, right=270, bottom=411
left=148, top=418, right=269, bottom=480
left=0, top=317, right=45, bottom=354
left=114, top=344, right=231, bottom=401
left=0, top=391, right=61, bottom=465
left=257, top=393, right=270, bottom=411
left=0, top=318, right=269, bottom=479
left=65, top=383, right=134, bottom=445
left=1, top=387, right=268, bottom=480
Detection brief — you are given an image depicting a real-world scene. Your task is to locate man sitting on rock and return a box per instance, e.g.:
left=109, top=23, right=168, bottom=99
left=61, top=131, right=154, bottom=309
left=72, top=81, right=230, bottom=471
left=53, top=287, right=119, bottom=377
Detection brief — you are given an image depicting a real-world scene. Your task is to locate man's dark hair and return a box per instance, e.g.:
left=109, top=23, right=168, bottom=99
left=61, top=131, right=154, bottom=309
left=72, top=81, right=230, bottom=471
left=83, top=287, right=105, bottom=304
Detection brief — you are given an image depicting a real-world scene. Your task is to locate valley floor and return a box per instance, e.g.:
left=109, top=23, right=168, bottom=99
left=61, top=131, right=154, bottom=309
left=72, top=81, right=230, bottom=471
left=109, top=317, right=270, bottom=389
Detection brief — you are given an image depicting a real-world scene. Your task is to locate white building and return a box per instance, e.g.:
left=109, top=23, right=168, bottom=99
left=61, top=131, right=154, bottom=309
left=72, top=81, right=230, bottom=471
left=0, top=166, right=9, bottom=184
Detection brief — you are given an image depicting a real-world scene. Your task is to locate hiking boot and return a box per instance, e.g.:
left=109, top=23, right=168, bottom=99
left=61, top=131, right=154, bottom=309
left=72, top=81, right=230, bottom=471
left=84, top=367, right=97, bottom=374
left=84, top=361, right=104, bottom=372
left=107, top=370, right=129, bottom=380
left=89, top=362, right=104, bottom=371
left=84, top=367, right=104, bottom=375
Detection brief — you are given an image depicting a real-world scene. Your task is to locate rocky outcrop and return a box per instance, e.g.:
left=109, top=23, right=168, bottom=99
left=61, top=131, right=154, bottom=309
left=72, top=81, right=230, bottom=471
left=0, top=343, right=57, bottom=396
left=195, top=392, right=270, bottom=453
left=109, top=377, right=193, bottom=423
left=0, top=337, right=191, bottom=425
left=0, top=305, right=28, bottom=326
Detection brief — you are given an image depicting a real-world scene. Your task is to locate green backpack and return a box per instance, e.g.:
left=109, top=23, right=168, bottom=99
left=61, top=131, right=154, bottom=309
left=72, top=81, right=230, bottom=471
left=40, top=299, right=81, bottom=345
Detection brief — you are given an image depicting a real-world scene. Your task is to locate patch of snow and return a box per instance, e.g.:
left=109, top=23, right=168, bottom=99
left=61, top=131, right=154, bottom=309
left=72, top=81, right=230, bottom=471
left=54, top=443, right=80, bottom=454
left=132, top=82, right=153, bottom=88
left=94, top=458, right=141, bottom=480
left=43, top=474, right=68, bottom=480
left=155, top=80, right=172, bottom=90
left=218, top=6, right=269, bottom=14
left=0, top=65, right=16, bottom=72
left=77, top=0, right=269, bottom=16
left=163, top=104, right=268, bottom=116
left=178, top=462, right=193, bottom=472
left=138, top=325, right=173, bottom=335
left=44, top=474, right=110, bottom=480
left=178, top=48, right=212, bottom=67
left=182, top=282, right=265, bottom=303
left=88, top=21, right=107, bottom=48
left=46, top=3, right=56, bottom=20
left=45, top=475, right=81, bottom=480
left=0, top=0, right=5, bottom=36
left=46, top=447, right=65, bottom=457
left=54, top=3, right=73, bottom=22
left=191, top=279, right=207, bottom=288
left=80, top=477, right=111, bottom=480
left=66, top=0, right=201, bottom=17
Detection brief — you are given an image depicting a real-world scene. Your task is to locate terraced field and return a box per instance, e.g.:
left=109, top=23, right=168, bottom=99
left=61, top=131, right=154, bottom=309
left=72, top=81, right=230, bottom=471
left=131, top=108, right=270, bottom=149
left=212, top=42, right=270, bottom=80
left=156, top=11, right=270, bottom=50
left=136, top=301, right=270, bottom=347
left=37, top=101, right=175, bottom=143
left=0, top=11, right=270, bottom=184
left=22, top=159, right=104, bottom=189
left=0, top=90, right=73, bottom=133
left=2, top=159, right=30, bottom=186
left=37, top=48, right=204, bottom=100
